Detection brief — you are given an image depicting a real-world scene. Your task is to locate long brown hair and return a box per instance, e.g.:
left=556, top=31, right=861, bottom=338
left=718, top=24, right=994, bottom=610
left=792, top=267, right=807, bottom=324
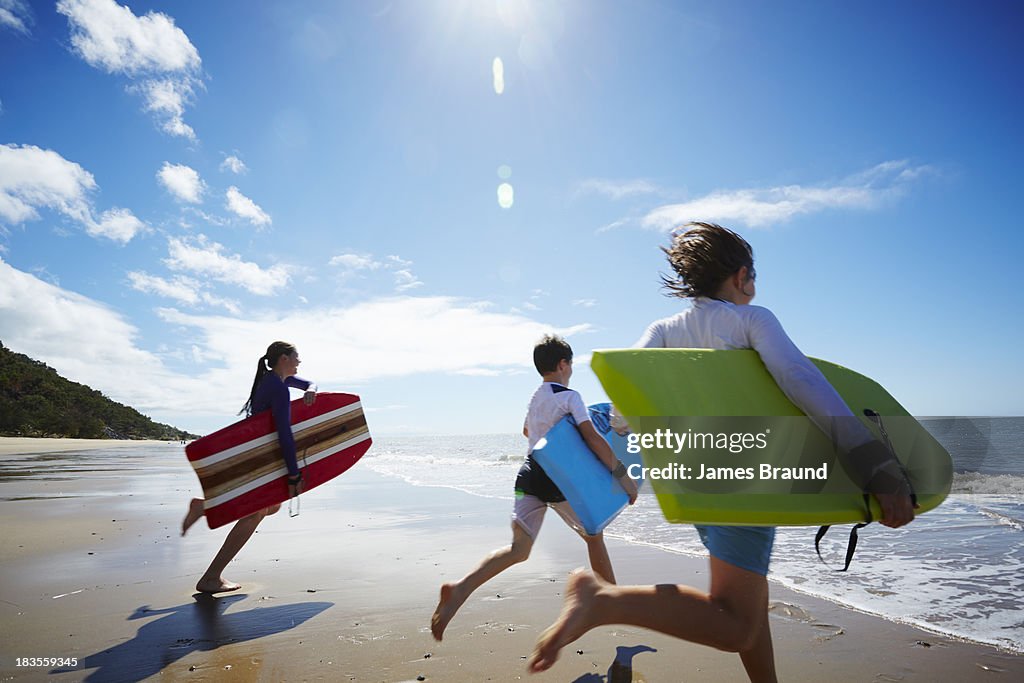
left=240, top=341, right=296, bottom=416
left=660, top=222, right=754, bottom=299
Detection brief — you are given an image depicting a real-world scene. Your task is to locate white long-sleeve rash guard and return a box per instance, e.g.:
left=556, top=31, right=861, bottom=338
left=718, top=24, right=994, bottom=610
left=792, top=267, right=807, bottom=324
left=632, top=297, right=875, bottom=454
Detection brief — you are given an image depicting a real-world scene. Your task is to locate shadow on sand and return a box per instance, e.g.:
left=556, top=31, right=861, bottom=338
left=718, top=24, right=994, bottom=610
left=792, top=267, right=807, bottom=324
left=571, top=644, right=658, bottom=683
left=52, top=593, right=332, bottom=681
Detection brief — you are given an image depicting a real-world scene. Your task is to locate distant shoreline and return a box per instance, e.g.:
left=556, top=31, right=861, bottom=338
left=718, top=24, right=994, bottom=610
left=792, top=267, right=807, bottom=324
left=0, top=437, right=177, bottom=456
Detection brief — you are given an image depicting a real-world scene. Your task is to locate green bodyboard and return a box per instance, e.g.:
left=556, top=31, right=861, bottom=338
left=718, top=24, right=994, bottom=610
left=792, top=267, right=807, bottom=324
left=591, top=349, right=952, bottom=526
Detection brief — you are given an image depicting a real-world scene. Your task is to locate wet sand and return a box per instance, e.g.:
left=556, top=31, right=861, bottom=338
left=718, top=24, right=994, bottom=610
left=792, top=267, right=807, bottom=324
left=0, top=442, right=1021, bottom=682
left=0, top=438, right=170, bottom=456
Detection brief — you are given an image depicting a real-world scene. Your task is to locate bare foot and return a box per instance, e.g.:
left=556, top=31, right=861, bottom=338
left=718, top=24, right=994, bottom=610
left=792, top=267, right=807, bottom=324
left=430, top=582, right=466, bottom=641
left=196, top=577, right=241, bottom=594
left=181, top=498, right=204, bottom=536
left=528, top=570, right=605, bottom=673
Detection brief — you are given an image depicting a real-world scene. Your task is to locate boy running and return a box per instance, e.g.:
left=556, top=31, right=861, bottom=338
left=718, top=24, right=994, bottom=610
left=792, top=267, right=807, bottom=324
left=431, top=334, right=638, bottom=640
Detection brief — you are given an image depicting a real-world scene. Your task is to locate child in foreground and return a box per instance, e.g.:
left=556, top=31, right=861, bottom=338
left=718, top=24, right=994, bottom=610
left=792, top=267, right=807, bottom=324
left=528, top=224, right=916, bottom=681
left=431, top=334, right=638, bottom=641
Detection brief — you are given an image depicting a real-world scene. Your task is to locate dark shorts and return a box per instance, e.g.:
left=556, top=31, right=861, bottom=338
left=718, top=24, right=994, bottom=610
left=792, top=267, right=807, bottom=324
left=514, top=455, right=565, bottom=503
left=695, top=525, right=775, bottom=576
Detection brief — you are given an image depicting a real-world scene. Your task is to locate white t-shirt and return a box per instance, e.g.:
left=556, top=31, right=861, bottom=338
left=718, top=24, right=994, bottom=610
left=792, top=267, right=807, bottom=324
left=524, top=382, right=591, bottom=452
left=635, top=297, right=873, bottom=452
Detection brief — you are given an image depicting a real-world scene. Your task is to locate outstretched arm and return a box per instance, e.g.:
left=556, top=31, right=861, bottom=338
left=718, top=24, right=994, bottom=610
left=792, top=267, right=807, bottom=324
left=286, top=375, right=317, bottom=406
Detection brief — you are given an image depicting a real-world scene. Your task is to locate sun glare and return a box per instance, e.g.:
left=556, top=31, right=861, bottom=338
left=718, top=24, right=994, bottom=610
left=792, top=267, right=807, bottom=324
left=497, top=182, right=514, bottom=209
left=492, top=57, right=505, bottom=94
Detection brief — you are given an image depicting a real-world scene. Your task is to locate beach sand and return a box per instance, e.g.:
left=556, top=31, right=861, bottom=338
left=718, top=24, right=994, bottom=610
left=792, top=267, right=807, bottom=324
left=0, top=438, right=171, bottom=456
left=0, top=440, right=1021, bottom=682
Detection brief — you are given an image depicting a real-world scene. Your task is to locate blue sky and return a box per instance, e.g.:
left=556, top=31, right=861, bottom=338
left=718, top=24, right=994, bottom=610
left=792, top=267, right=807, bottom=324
left=1, top=0, right=1021, bottom=436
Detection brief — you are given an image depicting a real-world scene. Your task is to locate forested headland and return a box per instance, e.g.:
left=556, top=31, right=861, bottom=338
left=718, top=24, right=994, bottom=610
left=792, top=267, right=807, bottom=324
left=0, top=341, right=197, bottom=440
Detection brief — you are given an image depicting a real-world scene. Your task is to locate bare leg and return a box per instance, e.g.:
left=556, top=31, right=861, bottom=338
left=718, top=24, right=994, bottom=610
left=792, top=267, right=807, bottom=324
left=195, top=504, right=280, bottom=594
left=583, top=533, right=616, bottom=585
left=739, top=607, right=776, bottom=683
left=182, top=498, right=204, bottom=536
left=529, top=556, right=776, bottom=682
left=431, top=524, right=534, bottom=641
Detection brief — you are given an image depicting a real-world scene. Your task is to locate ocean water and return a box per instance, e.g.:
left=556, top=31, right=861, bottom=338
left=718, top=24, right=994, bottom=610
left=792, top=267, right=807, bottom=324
left=364, top=417, right=1024, bottom=653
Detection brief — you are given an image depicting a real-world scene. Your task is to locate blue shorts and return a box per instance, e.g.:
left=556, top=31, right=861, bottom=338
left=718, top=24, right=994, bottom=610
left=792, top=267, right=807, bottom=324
left=695, top=525, right=775, bottom=576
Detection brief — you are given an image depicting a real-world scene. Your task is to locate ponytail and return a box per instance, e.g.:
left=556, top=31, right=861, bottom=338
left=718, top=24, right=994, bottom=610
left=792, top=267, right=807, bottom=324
left=240, top=341, right=296, bottom=416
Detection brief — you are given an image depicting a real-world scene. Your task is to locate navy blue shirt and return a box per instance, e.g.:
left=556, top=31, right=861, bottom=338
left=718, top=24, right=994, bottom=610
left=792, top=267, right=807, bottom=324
left=251, top=373, right=313, bottom=477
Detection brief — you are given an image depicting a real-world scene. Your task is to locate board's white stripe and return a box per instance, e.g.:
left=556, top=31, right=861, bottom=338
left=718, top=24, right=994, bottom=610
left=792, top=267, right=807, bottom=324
left=203, top=430, right=371, bottom=509
left=192, top=401, right=362, bottom=470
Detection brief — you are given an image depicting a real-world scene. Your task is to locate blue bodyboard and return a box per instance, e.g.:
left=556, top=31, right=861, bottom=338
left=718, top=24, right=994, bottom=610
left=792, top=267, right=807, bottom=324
left=531, top=403, right=643, bottom=534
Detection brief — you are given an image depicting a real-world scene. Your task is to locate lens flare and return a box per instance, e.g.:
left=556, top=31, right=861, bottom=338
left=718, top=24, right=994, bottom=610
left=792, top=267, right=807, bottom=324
left=497, top=182, right=514, bottom=209
left=492, top=57, right=505, bottom=94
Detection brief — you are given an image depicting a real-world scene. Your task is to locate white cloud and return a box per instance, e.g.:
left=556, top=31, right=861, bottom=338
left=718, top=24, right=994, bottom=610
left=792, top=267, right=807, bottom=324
left=329, top=253, right=383, bottom=270
left=596, top=218, right=631, bottom=233
left=456, top=368, right=519, bottom=377
left=365, top=404, right=408, bottom=413
left=165, top=235, right=290, bottom=295
left=393, top=269, right=423, bottom=292
left=0, top=144, right=94, bottom=225
left=225, top=186, right=271, bottom=226
left=0, top=144, right=145, bottom=243
left=329, top=251, right=424, bottom=292
left=200, top=292, right=242, bottom=314
left=576, top=178, right=660, bottom=200
left=181, top=206, right=229, bottom=227
left=572, top=299, right=597, bottom=308
left=57, top=0, right=200, bottom=73
left=521, top=288, right=547, bottom=310
left=0, top=257, right=188, bottom=417
left=128, top=270, right=239, bottom=313
left=159, top=295, right=592, bottom=388
left=1, top=259, right=593, bottom=430
left=136, top=78, right=197, bottom=139
left=88, top=207, right=145, bottom=243
left=640, top=160, right=932, bottom=230
left=128, top=271, right=201, bottom=305
left=220, top=155, right=247, bottom=174
left=0, top=0, right=32, bottom=35
left=156, top=162, right=204, bottom=203
left=57, top=0, right=202, bottom=139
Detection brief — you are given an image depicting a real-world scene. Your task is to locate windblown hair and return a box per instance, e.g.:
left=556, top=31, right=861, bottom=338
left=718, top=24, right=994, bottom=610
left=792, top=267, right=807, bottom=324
left=660, top=222, right=755, bottom=299
left=240, top=341, right=296, bottom=416
left=533, top=334, right=573, bottom=375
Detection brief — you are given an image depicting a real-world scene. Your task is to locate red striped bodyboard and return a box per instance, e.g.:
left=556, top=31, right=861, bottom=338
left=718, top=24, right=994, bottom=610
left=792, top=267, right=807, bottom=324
left=185, top=392, right=371, bottom=529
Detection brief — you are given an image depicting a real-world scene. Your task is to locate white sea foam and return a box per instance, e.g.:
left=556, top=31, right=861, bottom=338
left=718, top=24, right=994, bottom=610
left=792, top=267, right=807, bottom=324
left=952, top=471, right=1024, bottom=496
left=977, top=507, right=1024, bottom=531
